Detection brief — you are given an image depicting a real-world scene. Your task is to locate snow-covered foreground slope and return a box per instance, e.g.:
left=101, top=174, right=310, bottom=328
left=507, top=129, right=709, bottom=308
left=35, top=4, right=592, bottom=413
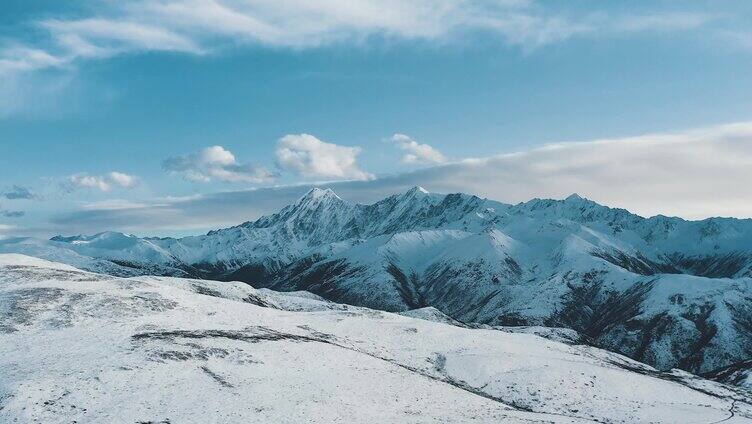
left=2, top=255, right=752, bottom=423
left=4, top=187, right=752, bottom=380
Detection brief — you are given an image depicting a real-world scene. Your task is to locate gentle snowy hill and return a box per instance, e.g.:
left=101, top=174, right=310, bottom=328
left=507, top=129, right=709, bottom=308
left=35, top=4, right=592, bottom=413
left=2, top=254, right=751, bottom=423
left=3, top=187, right=752, bottom=380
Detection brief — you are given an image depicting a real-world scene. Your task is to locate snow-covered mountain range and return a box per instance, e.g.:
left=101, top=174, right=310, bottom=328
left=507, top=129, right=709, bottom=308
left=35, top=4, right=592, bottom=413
left=3, top=187, right=752, bottom=381
left=2, top=254, right=751, bottom=423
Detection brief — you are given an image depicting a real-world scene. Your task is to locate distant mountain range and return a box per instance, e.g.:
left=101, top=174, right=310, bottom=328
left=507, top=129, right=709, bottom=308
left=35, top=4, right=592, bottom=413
left=3, top=186, right=752, bottom=381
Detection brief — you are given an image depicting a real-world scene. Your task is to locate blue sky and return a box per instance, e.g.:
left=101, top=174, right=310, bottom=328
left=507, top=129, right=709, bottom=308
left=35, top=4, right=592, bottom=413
left=2, top=0, right=752, bottom=237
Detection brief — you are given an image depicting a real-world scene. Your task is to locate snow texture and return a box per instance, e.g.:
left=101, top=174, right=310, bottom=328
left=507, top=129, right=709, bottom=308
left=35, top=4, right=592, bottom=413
left=2, top=254, right=752, bottom=423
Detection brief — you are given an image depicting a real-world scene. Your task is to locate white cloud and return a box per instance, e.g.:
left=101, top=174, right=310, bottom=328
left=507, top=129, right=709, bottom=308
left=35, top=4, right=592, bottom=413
left=126, top=0, right=561, bottom=48
left=41, top=18, right=202, bottom=59
left=0, top=46, right=66, bottom=75
left=81, top=199, right=153, bottom=211
left=0, top=20, right=198, bottom=77
left=42, top=121, right=752, bottom=237
left=66, top=175, right=111, bottom=191
left=0, top=0, right=557, bottom=87
left=392, top=122, right=752, bottom=219
left=275, top=134, right=372, bottom=180
left=390, top=134, right=446, bottom=165
left=64, top=172, right=139, bottom=192
left=0, top=1, right=725, bottom=117
left=107, top=172, right=139, bottom=189
left=0, top=2, right=720, bottom=78
left=163, top=145, right=275, bottom=183
left=612, top=12, right=715, bottom=33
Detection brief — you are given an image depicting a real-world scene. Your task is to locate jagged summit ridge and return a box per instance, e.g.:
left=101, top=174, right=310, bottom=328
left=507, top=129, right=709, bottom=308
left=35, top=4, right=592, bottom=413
left=299, top=187, right=342, bottom=202
left=565, top=193, right=585, bottom=201
left=405, top=185, right=430, bottom=195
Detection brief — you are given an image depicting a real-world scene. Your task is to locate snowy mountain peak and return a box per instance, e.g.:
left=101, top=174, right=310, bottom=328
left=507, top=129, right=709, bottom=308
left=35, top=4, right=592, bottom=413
left=301, top=187, right=341, bottom=201
left=565, top=193, right=585, bottom=202
left=405, top=186, right=430, bottom=195
left=292, top=187, right=347, bottom=211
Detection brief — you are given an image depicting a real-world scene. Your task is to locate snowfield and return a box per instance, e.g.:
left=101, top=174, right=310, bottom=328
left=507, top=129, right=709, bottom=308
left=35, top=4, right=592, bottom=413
left=1, top=254, right=751, bottom=423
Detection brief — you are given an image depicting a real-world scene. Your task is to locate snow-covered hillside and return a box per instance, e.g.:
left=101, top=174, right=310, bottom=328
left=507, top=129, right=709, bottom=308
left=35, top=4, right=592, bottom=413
left=705, top=360, right=752, bottom=391
left=3, top=187, right=752, bottom=379
left=2, top=254, right=751, bottom=423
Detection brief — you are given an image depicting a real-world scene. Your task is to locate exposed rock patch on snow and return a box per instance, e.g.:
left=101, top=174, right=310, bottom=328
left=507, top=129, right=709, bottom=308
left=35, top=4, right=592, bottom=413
left=705, top=360, right=752, bottom=391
